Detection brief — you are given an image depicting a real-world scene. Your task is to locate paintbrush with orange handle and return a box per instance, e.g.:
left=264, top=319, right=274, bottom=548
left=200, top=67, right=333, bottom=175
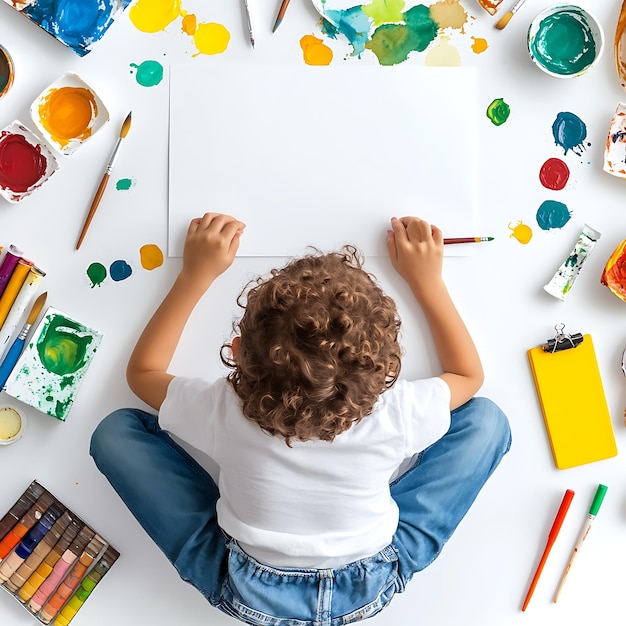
left=76, top=111, right=132, bottom=250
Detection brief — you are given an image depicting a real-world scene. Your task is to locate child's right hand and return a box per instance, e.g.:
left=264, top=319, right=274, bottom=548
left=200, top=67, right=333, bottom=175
left=386, top=216, right=444, bottom=295
left=181, top=212, right=246, bottom=291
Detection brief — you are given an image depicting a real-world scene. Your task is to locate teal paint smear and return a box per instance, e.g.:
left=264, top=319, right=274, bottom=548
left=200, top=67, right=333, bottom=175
left=366, top=5, right=438, bottom=65
left=116, top=177, right=135, bottom=190
left=110, top=259, right=132, bottom=281
left=536, top=200, right=571, bottom=230
left=130, top=60, right=164, bottom=87
left=86, top=262, right=106, bottom=288
left=529, top=9, right=596, bottom=76
left=552, top=112, right=588, bottom=155
left=486, top=98, right=510, bottom=126
left=322, top=7, right=373, bottom=57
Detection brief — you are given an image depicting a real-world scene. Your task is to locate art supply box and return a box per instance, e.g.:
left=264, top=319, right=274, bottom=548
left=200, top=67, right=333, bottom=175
left=0, top=480, right=119, bottom=625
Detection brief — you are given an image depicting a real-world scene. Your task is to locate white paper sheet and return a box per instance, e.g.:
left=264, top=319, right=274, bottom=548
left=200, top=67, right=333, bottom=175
left=168, top=64, right=478, bottom=257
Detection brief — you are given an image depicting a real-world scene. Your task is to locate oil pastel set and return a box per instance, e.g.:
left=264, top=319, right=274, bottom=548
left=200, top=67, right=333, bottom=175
left=0, top=481, right=119, bottom=625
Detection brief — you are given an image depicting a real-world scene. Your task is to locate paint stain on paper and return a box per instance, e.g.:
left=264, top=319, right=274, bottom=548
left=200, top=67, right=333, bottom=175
left=508, top=221, right=533, bottom=244
left=471, top=36, right=488, bottom=53
left=362, top=0, right=405, bottom=26
left=139, top=244, right=164, bottom=270
left=300, top=35, right=333, bottom=65
left=37, top=316, right=93, bottom=377
left=429, top=0, right=468, bottom=30
left=536, top=200, right=571, bottom=231
left=129, top=0, right=182, bottom=33
left=130, top=60, right=164, bottom=87
left=116, top=178, right=136, bottom=191
left=37, top=87, right=98, bottom=149
left=539, top=158, right=569, bottom=190
left=181, top=11, right=197, bottom=35
left=486, top=98, right=510, bottom=126
left=192, top=22, right=230, bottom=56
left=110, top=260, right=133, bottom=282
left=425, top=36, right=461, bottom=66
left=552, top=112, right=589, bottom=155
left=86, top=263, right=107, bottom=288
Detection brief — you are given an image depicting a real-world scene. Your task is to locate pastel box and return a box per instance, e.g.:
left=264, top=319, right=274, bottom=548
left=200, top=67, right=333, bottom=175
left=3, top=307, right=103, bottom=421
left=31, top=72, right=110, bottom=156
left=0, top=120, right=59, bottom=203
left=0, top=480, right=119, bottom=625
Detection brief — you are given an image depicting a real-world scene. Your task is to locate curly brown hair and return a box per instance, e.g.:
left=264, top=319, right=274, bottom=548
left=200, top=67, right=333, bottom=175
left=221, top=246, right=402, bottom=445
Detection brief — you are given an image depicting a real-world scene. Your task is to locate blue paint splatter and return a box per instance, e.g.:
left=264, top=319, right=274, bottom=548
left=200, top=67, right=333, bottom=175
left=552, top=112, right=588, bottom=156
left=536, top=200, right=571, bottom=231
left=322, top=7, right=373, bottom=57
left=109, top=260, right=132, bottom=282
left=23, top=0, right=132, bottom=57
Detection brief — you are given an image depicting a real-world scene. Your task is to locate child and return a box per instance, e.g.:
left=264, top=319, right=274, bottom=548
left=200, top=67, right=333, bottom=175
left=90, top=213, right=510, bottom=625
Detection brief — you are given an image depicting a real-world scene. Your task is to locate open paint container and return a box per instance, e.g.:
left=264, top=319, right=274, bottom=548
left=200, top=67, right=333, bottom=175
left=0, top=44, right=14, bottom=99
left=528, top=4, right=604, bottom=78
left=0, top=405, right=26, bottom=445
left=0, top=121, right=60, bottom=203
left=30, top=72, right=110, bottom=155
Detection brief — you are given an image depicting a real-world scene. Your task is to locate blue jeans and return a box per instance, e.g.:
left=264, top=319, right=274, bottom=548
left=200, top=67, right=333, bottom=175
left=90, top=397, right=510, bottom=625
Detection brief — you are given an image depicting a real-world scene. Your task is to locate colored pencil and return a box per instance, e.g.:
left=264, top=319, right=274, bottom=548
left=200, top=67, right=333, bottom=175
left=553, top=484, right=608, bottom=602
left=443, top=237, right=494, bottom=244
left=495, top=0, right=527, bottom=29
left=272, top=0, right=291, bottom=32
left=243, top=0, right=255, bottom=47
left=521, top=489, right=574, bottom=611
left=76, top=111, right=132, bottom=250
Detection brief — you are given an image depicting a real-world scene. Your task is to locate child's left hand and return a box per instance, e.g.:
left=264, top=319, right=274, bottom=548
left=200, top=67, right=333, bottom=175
left=182, top=212, right=246, bottom=290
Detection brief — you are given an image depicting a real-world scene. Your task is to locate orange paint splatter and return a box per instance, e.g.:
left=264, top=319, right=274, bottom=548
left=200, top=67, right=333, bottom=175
left=508, top=221, right=533, bottom=244
left=38, top=87, right=97, bottom=150
left=181, top=12, right=197, bottom=35
left=471, top=36, right=488, bottom=54
left=300, top=35, right=333, bottom=65
left=139, top=244, right=164, bottom=271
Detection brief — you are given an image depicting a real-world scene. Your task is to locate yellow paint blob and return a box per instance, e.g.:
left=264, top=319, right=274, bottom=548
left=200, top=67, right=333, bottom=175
left=425, top=36, right=461, bottom=66
left=181, top=12, right=197, bottom=35
left=300, top=35, right=333, bottom=66
left=140, top=244, right=164, bottom=270
left=429, top=0, right=468, bottom=30
left=38, top=86, right=97, bottom=149
left=471, top=36, right=488, bottom=54
left=508, top=221, right=533, bottom=244
left=192, top=22, right=231, bottom=56
left=129, top=0, right=182, bottom=33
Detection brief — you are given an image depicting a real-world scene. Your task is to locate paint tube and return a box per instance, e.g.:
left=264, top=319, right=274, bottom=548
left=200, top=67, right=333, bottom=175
left=543, top=224, right=601, bottom=301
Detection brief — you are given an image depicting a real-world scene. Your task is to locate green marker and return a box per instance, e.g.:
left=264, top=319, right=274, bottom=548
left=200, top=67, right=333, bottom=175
left=553, top=484, right=608, bottom=602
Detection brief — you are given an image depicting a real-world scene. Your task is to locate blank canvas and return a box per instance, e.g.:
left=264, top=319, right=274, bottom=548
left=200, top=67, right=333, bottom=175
left=168, top=64, right=478, bottom=257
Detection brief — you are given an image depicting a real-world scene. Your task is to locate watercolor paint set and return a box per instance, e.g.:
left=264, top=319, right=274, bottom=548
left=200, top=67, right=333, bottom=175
left=0, top=480, right=119, bottom=625
left=3, top=306, right=103, bottom=421
left=1, top=0, right=132, bottom=57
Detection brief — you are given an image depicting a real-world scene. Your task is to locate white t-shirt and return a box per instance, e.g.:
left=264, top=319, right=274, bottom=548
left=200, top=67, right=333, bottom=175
left=159, top=376, right=450, bottom=568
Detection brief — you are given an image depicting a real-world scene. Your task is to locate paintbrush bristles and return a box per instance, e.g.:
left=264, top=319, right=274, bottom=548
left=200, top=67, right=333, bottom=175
left=495, top=10, right=513, bottom=29
left=119, top=111, right=132, bottom=138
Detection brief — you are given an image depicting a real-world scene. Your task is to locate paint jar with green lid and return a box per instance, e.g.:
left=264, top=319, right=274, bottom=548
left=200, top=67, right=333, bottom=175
left=0, top=405, right=26, bottom=445
left=527, top=4, right=604, bottom=78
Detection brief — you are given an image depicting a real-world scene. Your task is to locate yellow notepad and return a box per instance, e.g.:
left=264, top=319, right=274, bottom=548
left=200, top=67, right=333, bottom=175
left=527, top=333, right=618, bottom=470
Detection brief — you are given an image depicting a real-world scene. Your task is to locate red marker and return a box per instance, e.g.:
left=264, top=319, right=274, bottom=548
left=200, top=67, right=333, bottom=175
left=521, top=489, right=574, bottom=611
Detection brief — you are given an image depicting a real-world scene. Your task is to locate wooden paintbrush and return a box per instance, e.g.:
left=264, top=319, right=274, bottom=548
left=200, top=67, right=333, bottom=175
left=76, top=111, right=132, bottom=250
left=495, top=0, right=527, bottom=29
left=0, top=291, right=47, bottom=388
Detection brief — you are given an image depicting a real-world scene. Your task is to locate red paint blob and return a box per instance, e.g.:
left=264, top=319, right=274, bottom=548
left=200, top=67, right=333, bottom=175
left=0, top=132, right=48, bottom=192
left=539, top=157, right=570, bottom=190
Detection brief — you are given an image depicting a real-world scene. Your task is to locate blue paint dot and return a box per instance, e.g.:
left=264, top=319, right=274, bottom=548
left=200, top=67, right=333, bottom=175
left=552, top=112, right=588, bottom=156
left=109, top=259, right=132, bottom=281
left=536, top=200, right=571, bottom=231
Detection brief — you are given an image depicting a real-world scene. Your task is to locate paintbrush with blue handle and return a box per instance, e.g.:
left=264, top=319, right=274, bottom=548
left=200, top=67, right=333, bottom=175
left=0, top=291, right=47, bottom=389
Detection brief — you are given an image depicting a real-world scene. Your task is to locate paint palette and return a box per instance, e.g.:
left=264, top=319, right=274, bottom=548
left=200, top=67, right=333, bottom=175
left=0, top=121, right=59, bottom=203
left=0, top=480, right=119, bottom=625
left=603, top=102, right=626, bottom=178
left=2, top=0, right=132, bottom=57
left=4, top=307, right=103, bottom=421
left=31, top=73, right=110, bottom=156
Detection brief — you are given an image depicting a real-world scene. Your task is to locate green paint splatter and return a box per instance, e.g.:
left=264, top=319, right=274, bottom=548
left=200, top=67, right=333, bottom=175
left=87, top=262, right=107, bottom=288
left=116, top=178, right=135, bottom=191
left=365, top=5, right=438, bottom=66
left=130, top=60, right=164, bottom=87
left=486, top=98, right=510, bottom=126
left=36, top=316, right=94, bottom=377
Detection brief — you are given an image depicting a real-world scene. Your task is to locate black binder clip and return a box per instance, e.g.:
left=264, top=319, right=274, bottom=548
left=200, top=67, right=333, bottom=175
left=542, top=323, right=584, bottom=353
